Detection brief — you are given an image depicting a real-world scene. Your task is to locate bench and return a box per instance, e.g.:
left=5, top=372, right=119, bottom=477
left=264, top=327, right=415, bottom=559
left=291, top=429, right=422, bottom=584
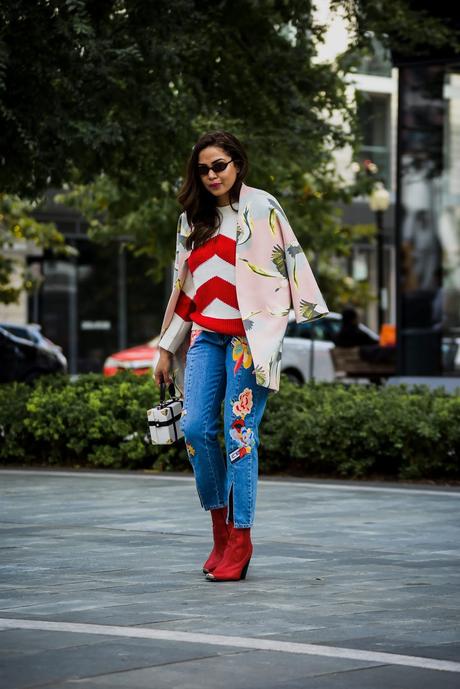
left=330, top=346, right=396, bottom=384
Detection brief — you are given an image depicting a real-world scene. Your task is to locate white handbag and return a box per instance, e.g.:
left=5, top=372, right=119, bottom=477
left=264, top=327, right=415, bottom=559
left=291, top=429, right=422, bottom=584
left=147, top=382, right=184, bottom=445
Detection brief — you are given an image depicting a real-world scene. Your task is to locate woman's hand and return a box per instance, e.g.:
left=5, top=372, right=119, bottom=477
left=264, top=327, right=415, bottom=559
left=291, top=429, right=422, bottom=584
left=154, top=347, right=173, bottom=386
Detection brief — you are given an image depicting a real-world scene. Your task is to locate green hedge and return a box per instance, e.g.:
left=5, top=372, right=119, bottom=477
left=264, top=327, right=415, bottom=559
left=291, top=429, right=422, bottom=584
left=0, top=373, right=182, bottom=471
left=0, top=373, right=459, bottom=479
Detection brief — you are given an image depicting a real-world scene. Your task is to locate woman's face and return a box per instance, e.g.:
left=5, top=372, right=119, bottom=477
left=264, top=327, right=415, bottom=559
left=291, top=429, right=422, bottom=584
left=197, top=145, right=239, bottom=205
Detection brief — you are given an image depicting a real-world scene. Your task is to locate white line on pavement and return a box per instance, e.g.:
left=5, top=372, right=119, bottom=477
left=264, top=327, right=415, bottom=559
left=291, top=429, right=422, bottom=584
left=0, top=618, right=459, bottom=674
left=1, top=469, right=459, bottom=497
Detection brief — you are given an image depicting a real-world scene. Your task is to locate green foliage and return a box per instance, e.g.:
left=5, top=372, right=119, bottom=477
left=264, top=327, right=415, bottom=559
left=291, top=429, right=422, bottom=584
left=0, top=193, right=74, bottom=304
left=0, top=373, right=185, bottom=470
left=1, top=0, right=342, bottom=197
left=0, top=0, right=373, bottom=302
left=1, top=1, right=459, bottom=307
left=1, top=373, right=458, bottom=480
left=44, top=0, right=364, bottom=295
left=262, top=377, right=460, bottom=479
left=334, top=0, right=460, bottom=57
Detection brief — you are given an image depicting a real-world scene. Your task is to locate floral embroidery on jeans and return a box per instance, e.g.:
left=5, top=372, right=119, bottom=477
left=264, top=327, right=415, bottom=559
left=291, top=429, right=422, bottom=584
left=186, top=442, right=196, bottom=457
left=231, top=336, right=252, bottom=374
left=229, top=418, right=254, bottom=452
left=232, top=387, right=253, bottom=419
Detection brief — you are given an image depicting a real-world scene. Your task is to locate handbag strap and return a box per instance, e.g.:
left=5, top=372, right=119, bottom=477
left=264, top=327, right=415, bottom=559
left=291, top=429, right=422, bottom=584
left=160, top=381, right=177, bottom=403
left=171, top=372, right=183, bottom=399
left=168, top=366, right=183, bottom=399
left=169, top=404, right=180, bottom=443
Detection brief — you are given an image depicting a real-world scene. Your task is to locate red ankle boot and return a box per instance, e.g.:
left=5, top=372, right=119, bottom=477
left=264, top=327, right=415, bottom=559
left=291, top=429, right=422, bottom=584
left=205, top=526, right=252, bottom=581
left=202, top=506, right=233, bottom=574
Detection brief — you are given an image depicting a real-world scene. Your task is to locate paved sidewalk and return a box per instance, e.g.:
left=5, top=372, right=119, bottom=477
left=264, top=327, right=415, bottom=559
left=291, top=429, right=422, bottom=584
left=0, top=469, right=459, bottom=689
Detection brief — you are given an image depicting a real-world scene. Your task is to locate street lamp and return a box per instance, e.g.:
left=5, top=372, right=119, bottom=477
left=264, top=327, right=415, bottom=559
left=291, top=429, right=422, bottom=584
left=368, top=181, right=390, bottom=332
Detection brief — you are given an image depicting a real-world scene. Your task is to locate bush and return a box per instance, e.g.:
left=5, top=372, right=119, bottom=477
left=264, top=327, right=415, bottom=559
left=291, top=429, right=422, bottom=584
left=0, top=373, right=459, bottom=479
left=262, top=377, right=460, bottom=479
left=0, top=373, right=186, bottom=471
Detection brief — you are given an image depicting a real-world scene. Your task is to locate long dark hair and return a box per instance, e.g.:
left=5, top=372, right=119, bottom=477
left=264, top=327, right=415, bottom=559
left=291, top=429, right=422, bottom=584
left=177, top=131, right=249, bottom=249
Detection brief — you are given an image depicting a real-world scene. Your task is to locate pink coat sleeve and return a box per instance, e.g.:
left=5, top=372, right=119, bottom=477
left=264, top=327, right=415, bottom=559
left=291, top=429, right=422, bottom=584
left=274, top=205, right=329, bottom=324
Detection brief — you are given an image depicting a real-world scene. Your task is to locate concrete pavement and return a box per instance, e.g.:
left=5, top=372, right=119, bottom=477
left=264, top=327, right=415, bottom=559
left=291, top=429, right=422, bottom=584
left=0, top=469, right=459, bottom=688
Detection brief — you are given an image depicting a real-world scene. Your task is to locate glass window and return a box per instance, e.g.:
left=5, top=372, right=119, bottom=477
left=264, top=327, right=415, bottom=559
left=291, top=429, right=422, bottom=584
left=38, top=258, right=77, bottom=371
left=0, top=325, right=32, bottom=342
left=357, top=92, right=391, bottom=188
left=440, top=68, right=460, bottom=373
left=30, top=240, right=167, bottom=374
left=354, top=34, right=393, bottom=77
left=285, top=321, right=298, bottom=338
left=296, top=319, right=331, bottom=341
left=397, top=63, right=460, bottom=375
left=327, top=319, right=342, bottom=338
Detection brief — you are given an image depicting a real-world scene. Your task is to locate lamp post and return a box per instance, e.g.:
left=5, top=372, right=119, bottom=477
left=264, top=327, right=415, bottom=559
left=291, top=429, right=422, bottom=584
left=368, top=181, right=390, bottom=332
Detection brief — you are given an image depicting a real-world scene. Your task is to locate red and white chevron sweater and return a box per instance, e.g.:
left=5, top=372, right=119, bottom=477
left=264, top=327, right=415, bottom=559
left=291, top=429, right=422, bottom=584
left=158, top=203, right=244, bottom=353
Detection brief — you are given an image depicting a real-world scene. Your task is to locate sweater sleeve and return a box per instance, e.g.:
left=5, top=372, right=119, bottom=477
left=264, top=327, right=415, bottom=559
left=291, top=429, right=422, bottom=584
left=158, top=267, right=195, bottom=354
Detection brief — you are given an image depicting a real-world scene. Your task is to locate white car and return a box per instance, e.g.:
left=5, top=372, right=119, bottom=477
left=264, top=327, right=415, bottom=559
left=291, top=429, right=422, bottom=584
left=154, top=313, right=459, bottom=383
left=153, top=312, right=378, bottom=385
left=280, top=311, right=379, bottom=384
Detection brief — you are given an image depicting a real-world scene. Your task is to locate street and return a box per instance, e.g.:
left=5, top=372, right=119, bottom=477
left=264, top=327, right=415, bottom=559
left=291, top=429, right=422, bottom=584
left=0, top=469, right=459, bottom=689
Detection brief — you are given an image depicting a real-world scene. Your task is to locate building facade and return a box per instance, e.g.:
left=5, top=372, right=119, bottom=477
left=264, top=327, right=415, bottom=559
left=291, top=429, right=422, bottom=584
left=394, top=61, right=460, bottom=377
left=16, top=194, right=166, bottom=374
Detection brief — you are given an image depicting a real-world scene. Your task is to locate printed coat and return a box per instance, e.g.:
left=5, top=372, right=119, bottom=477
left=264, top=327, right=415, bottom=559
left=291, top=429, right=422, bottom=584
left=159, top=181, right=329, bottom=392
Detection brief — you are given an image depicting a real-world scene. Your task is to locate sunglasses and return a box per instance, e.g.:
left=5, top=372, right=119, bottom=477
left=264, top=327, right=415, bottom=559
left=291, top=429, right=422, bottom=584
left=197, top=158, right=236, bottom=176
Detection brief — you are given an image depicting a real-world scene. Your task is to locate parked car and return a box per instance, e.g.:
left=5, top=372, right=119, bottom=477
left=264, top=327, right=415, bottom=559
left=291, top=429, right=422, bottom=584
left=148, top=312, right=378, bottom=385
left=103, top=336, right=161, bottom=376
left=283, top=313, right=460, bottom=380
left=0, top=324, right=68, bottom=383
left=280, top=311, right=379, bottom=384
left=442, top=336, right=460, bottom=372
left=0, top=322, right=67, bottom=371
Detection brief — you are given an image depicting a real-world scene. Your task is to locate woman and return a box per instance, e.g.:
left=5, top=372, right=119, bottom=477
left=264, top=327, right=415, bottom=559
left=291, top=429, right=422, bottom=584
left=155, top=131, right=329, bottom=582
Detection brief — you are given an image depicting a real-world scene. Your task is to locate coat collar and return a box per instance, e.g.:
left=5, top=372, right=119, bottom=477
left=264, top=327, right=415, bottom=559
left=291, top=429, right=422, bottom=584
left=181, top=181, right=260, bottom=260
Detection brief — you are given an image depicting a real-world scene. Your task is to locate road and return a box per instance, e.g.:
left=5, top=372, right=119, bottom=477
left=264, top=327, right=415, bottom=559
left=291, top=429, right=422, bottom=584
left=1, top=469, right=459, bottom=688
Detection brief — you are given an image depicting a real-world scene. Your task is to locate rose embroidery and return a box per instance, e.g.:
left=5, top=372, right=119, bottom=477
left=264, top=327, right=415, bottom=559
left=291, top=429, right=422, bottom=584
left=228, top=418, right=254, bottom=451
left=229, top=418, right=246, bottom=446
left=232, top=387, right=253, bottom=419
left=229, top=419, right=256, bottom=463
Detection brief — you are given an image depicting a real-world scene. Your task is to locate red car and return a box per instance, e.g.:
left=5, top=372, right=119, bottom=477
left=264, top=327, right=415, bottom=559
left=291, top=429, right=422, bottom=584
left=103, top=336, right=160, bottom=377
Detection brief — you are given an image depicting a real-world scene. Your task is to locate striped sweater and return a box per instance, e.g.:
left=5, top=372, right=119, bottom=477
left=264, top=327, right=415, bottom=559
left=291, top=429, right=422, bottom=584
left=158, top=203, right=244, bottom=353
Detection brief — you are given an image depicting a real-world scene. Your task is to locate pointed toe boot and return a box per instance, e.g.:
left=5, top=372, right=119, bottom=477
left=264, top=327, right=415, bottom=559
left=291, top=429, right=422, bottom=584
left=202, top=506, right=233, bottom=574
left=205, top=526, right=252, bottom=582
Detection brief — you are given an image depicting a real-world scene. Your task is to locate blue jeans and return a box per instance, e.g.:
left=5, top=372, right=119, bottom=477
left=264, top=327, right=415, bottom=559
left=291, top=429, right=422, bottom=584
left=180, top=330, right=269, bottom=528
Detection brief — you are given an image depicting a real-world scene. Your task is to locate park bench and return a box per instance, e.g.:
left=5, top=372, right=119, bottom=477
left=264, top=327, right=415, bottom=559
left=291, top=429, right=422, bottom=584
left=330, top=345, right=396, bottom=384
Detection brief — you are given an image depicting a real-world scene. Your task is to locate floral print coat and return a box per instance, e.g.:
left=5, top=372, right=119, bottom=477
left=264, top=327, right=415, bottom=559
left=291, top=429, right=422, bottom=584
left=159, top=181, right=329, bottom=392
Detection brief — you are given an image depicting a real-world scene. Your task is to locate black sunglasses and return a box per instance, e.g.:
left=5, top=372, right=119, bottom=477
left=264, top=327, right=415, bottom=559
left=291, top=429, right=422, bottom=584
left=197, top=158, right=236, bottom=176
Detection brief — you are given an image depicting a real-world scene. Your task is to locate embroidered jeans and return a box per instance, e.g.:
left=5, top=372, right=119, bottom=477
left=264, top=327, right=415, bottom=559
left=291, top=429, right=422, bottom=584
left=180, top=330, right=269, bottom=528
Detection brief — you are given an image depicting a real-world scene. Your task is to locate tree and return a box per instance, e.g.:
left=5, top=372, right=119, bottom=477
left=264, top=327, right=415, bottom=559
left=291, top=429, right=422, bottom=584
left=1, top=1, right=458, bottom=306
left=334, top=0, right=460, bottom=58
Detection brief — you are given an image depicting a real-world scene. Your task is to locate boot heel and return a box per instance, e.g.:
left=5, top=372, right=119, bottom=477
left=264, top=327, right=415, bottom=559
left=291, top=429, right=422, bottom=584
left=204, top=528, right=252, bottom=581
left=240, top=558, right=251, bottom=580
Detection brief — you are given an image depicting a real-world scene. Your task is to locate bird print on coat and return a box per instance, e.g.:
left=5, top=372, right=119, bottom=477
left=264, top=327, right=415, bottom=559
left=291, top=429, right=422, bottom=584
left=159, top=182, right=329, bottom=392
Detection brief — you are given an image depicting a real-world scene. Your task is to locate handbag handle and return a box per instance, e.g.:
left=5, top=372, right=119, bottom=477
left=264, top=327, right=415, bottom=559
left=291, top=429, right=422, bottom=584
left=160, top=381, right=177, bottom=403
